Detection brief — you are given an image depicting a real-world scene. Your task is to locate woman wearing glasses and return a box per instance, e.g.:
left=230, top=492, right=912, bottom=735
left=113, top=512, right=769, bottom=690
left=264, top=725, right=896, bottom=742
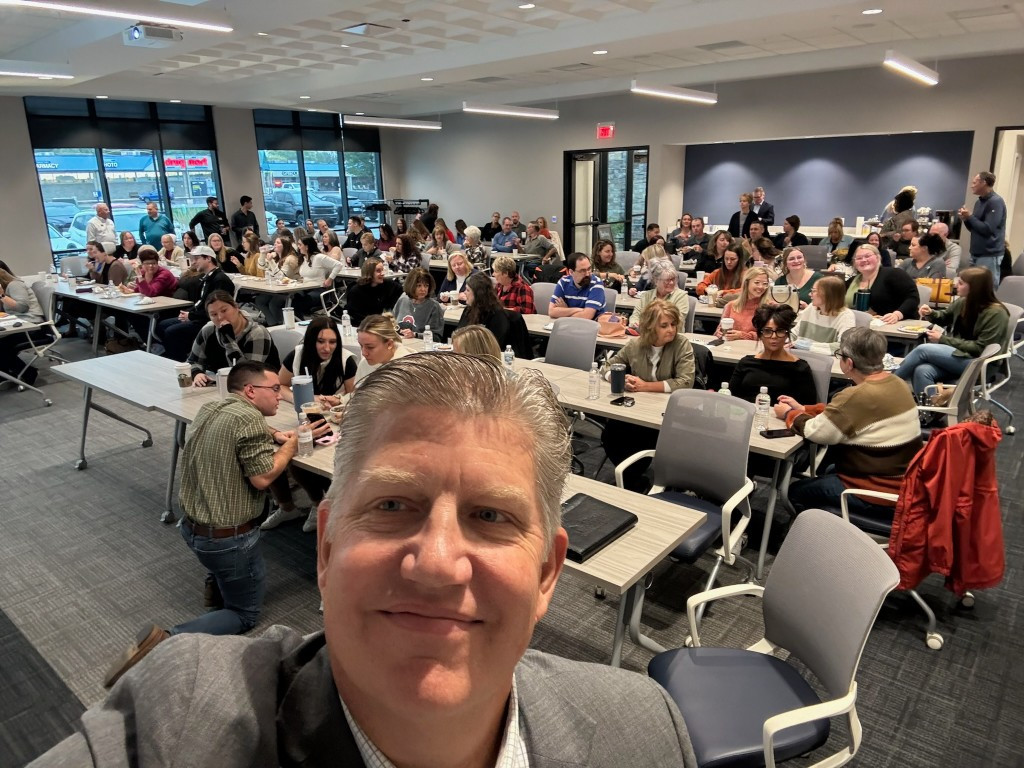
left=727, top=304, right=817, bottom=405
left=844, top=243, right=919, bottom=324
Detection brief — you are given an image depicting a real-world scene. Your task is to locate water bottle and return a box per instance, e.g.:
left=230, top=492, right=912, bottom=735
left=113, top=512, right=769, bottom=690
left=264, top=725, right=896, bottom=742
left=754, top=386, right=771, bottom=432
left=587, top=362, right=600, bottom=400
left=340, top=310, right=353, bottom=339
left=503, top=344, right=515, bottom=370
left=297, top=416, right=314, bottom=457
left=422, top=324, right=433, bottom=351
left=718, top=381, right=731, bottom=397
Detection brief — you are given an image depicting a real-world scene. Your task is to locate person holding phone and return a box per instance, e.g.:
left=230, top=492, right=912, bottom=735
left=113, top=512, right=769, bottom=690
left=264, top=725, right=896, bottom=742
left=186, top=291, right=280, bottom=387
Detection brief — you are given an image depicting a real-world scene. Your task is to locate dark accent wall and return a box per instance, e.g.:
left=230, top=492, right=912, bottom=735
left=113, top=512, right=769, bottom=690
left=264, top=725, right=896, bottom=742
left=684, top=132, right=974, bottom=226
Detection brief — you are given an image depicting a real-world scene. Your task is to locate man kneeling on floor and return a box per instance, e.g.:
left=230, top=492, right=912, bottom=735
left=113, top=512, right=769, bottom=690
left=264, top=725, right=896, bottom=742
left=31, top=353, right=697, bottom=768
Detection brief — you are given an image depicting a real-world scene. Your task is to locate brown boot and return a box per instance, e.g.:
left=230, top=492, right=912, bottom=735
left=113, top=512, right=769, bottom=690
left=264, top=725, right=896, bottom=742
left=103, top=624, right=169, bottom=688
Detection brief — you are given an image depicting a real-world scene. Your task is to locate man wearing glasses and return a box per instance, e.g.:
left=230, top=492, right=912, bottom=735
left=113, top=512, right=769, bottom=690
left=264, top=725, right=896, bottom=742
left=103, top=361, right=298, bottom=688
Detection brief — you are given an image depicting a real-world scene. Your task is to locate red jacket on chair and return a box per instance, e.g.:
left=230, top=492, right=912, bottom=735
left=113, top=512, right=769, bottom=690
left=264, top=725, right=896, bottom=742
left=888, top=421, right=1004, bottom=595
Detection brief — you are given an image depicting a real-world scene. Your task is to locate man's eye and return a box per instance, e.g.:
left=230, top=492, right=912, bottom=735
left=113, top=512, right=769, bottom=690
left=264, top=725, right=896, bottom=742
left=476, top=509, right=507, bottom=524
left=376, top=499, right=406, bottom=512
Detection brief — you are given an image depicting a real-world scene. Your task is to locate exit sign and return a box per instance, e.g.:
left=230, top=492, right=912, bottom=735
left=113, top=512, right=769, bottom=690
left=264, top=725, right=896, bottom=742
left=596, top=122, right=615, bottom=140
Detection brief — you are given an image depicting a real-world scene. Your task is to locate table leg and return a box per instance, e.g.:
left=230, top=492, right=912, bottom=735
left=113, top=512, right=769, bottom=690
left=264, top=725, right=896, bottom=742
left=756, top=457, right=794, bottom=580
left=145, top=314, right=157, bottom=353
left=91, top=305, right=102, bottom=355
left=284, top=294, right=294, bottom=309
left=161, top=420, right=186, bottom=524
left=76, top=385, right=94, bottom=470
left=609, top=593, right=629, bottom=668
left=625, top=580, right=668, bottom=656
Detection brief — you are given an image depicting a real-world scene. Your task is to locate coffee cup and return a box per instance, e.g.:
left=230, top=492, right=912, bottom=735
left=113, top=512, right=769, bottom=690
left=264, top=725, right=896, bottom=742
left=282, top=307, right=296, bottom=329
left=610, top=364, right=627, bottom=395
left=854, top=289, right=871, bottom=312
left=291, top=374, right=314, bottom=418
left=301, top=401, right=322, bottom=419
left=720, top=317, right=735, bottom=333
left=174, top=362, right=193, bottom=389
left=696, top=270, right=706, bottom=282
left=449, top=290, right=460, bottom=305
left=328, top=404, right=346, bottom=424
left=216, top=367, right=231, bottom=399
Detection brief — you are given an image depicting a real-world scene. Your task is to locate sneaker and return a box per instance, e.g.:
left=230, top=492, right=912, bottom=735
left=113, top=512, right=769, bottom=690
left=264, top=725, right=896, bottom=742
left=261, top=506, right=306, bottom=530
left=103, top=624, right=169, bottom=688
left=301, top=509, right=318, bottom=533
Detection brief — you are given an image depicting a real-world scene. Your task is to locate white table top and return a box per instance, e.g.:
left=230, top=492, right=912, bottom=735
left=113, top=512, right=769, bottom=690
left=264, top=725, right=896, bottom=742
left=230, top=274, right=322, bottom=295
left=55, top=282, right=191, bottom=314
left=53, top=350, right=185, bottom=407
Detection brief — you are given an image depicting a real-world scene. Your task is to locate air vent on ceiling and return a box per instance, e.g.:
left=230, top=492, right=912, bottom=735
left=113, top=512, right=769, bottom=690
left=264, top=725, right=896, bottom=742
left=469, top=76, right=510, bottom=83
left=950, top=6, right=1013, bottom=19
left=696, top=40, right=747, bottom=52
left=554, top=62, right=595, bottom=72
left=342, top=23, right=394, bottom=36
left=361, top=92, right=393, bottom=100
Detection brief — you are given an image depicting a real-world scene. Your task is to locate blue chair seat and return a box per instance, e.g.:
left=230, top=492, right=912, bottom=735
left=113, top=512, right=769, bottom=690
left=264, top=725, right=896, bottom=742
left=652, top=492, right=724, bottom=562
left=649, top=647, right=829, bottom=768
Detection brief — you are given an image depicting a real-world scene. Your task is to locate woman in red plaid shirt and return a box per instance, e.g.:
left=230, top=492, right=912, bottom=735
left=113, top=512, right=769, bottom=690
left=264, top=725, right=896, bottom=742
left=493, top=255, right=536, bottom=314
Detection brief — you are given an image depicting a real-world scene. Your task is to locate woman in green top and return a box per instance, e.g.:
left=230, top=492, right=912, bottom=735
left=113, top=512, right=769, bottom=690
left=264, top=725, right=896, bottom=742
left=894, top=267, right=1010, bottom=394
left=774, top=247, right=821, bottom=308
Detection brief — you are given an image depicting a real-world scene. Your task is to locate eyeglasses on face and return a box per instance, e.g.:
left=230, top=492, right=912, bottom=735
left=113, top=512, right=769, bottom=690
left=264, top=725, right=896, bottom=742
left=249, top=384, right=282, bottom=393
left=833, top=351, right=848, bottom=360
left=759, top=328, right=789, bottom=338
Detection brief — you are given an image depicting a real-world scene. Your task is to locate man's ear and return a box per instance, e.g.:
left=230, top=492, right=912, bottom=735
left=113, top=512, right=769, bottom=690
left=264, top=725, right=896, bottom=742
left=316, top=500, right=334, bottom=593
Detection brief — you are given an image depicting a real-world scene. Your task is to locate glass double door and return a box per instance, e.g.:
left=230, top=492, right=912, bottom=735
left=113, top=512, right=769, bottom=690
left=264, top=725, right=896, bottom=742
left=566, top=147, right=648, bottom=253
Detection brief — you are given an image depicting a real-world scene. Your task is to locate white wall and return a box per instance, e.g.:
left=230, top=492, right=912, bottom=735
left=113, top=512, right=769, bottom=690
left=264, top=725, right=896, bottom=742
left=211, top=106, right=266, bottom=244
left=380, top=53, right=1024, bottom=243
left=0, top=96, right=50, bottom=276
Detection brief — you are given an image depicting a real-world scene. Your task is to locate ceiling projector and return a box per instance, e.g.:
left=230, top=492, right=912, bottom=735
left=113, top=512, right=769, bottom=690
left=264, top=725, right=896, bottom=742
left=123, top=24, right=184, bottom=48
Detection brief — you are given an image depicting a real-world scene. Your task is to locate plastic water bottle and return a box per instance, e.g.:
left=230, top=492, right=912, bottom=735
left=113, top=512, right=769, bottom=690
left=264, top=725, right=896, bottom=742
left=340, top=310, right=353, bottom=339
left=503, top=344, right=515, bottom=371
left=297, top=416, right=314, bottom=457
left=718, top=381, right=731, bottom=397
left=755, top=386, right=771, bottom=432
left=587, top=362, right=600, bottom=400
left=422, top=324, right=433, bottom=351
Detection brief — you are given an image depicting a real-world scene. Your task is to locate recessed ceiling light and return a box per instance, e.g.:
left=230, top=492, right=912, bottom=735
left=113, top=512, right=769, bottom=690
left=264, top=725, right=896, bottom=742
left=862, top=8, right=883, bottom=14
left=421, top=77, right=434, bottom=81
left=518, top=3, right=536, bottom=9
left=257, top=32, right=268, bottom=36
left=299, top=95, right=311, bottom=99
left=593, top=50, right=608, bottom=55
left=307, top=108, right=317, bottom=112
left=38, top=76, right=54, bottom=80
left=169, top=99, right=181, bottom=103
left=341, top=44, right=350, bottom=48
left=355, top=112, right=364, bottom=115
left=95, top=95, right=108, bottom=99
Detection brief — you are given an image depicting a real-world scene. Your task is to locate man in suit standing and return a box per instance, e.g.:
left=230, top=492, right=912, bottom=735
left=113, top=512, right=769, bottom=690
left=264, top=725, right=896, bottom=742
left=29, top=354, right=697, bottom=768
left=752, top=186, right=775, bottom=227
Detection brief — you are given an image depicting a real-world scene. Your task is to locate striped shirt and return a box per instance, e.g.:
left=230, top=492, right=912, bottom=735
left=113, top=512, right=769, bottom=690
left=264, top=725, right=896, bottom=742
left=552, top=275, right=605, bottom=315
left=341, top=677, right=529, bottom=768
left=178, top=395, right=275, bottom=527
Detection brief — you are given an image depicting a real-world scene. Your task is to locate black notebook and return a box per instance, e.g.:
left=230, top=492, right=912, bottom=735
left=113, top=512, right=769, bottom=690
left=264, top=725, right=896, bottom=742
left=561, top=493, right=639, bottom=563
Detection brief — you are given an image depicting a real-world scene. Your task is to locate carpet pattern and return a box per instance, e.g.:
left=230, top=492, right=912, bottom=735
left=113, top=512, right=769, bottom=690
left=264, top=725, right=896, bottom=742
left=0, top=336, right=1021, bottom=766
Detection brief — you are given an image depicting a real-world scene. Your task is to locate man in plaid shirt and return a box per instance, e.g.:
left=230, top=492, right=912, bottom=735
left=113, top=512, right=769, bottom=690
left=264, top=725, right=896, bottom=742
left=493, top=255, right=536, bottom=314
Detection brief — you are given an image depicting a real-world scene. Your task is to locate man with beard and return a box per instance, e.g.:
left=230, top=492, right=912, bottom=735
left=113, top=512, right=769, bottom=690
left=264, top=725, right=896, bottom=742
left=549, top=252, right=605, bottom=320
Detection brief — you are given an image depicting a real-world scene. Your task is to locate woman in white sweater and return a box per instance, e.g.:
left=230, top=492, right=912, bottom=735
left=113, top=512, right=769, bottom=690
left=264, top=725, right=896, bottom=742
left=793, top=275, right=855, bottom=354
left=293, top=236, right=343, bottom=318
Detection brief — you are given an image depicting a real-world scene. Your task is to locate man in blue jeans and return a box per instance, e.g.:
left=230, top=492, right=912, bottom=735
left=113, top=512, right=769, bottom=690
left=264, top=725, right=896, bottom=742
left=103, top=361, right=298, bottom=688
left=959, top=171, right=1006, bottom=288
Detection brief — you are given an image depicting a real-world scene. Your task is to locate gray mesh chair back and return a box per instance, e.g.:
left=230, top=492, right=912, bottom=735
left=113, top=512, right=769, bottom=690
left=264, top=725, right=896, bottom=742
left=531, top=282, right=555, bottom=316
left=652, top=390, right=754, bottom=503
left=270, top=328, right=303, bottom=362
left=615, top=251, right=641, bottom=273
left=763, top=508, right=898, bottom=697
left=601, top=286, right=616, bottom=314
left=60, top=255, right=89, bottom=277
left=1013, top=254, right=1024, bottom=277
left=799, top=245, right=830, bottom=271
left=790, top=348, right=832, bottom=403
left=851, top=309, right=873, bottom=328
left=684, top=294, right=697, bottom=333
left=949, top=345, right=997, bottom=422
left=996, top=276, right=1024, bottom=309
left=916, top=283, right=933, bottom=307
left=545, top=317, right=598, bottom=371
left=32, top=281, right=59, bottom=323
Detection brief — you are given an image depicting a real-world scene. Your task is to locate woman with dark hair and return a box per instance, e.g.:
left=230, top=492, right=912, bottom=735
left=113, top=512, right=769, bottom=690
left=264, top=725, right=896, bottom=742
left=421, top=202, right=439, bottom=232
left=389, top=233, right=422, bottom=272
left=435, top=217, right=457, bottom=243
left=696, top=230, right=733, bottom=275
left=901, top=232, right=947, bottom=279
left=426, top=226, right=458, bottom=259
left=186, top=290, right=280, bottom=386
left=392, top=267, right=443, bottom=338
left=293, top=236, right=343, bottom=317
left=775, top=247, right=821, bottom=307
left=181, top=230, right=199, bottom=253
left=279, top=316, right=357, bottom=402
left=114, top=230, right=140, bottom=261
left=880, top=186, right=917, bottom=236
left=591, top=239, right=624, bottom=289
left=696, top=242, right=745, bottom=297
left=777, top=215, right=809, bottom=248
left=749, top=237, right=780, bottom=271
left=410, top=218, right=431, bottom=248
left=728, top=304, right=817, bottom=405
left=895, top=267, right=1010, bottom=394
left=394, top=217, right=408, bottom=237
left=454, top=218, right=468, bottom=245
left=255, top=236, right=301, bottom=326
left=322, top=228, right=344, bottom=262
left=234, top=232, right=263, bottom=276
left=344, top=256, right=402, bottom=325
left=456, top=271, right=511, bottom=348
left=376, top=222, right=397, bottom=252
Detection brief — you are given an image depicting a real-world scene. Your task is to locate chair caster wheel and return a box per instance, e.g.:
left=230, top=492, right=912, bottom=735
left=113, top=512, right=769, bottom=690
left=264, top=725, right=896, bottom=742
left=75, top=459, right=88, bottom=470
left=1006, top=425, right=1016, bottom=435
left=141, top=438, right=153, bottom=448
left=159, top=509, right=177, bottom=524
left=925, top=632, right=944, bottom=650
left=44, top=399, right=52, bottom=407
left=684, top=636, right=695, bottom=648
left=960, top=592, right=975, bottom=609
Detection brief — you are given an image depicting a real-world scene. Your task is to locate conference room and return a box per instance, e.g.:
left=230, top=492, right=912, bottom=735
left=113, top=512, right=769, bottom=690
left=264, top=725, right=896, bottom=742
left=1, top=1, right=1022, bottom=766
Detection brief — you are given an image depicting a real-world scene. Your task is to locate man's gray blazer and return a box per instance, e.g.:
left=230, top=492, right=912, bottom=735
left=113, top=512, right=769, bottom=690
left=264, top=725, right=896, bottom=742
left=30, top=626, right=697, bottom=767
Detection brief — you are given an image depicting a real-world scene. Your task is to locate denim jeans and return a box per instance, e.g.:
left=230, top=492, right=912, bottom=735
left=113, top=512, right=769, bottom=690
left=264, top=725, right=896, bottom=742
left=789, top=472, right=894, bottom=525
left=971, top=255, right=1001, bottom=289
left=894, top=342, right=972, bottom=394
left=171, top=524, right=266, bottom=636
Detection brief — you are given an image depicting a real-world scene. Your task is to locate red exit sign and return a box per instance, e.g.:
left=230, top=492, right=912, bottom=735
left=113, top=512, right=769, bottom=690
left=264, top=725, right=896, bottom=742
left=596, top=122, right=615, bottom=140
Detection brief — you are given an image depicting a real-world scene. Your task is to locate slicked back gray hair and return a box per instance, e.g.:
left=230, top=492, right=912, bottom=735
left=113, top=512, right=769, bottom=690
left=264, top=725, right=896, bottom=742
left=839, top=327, right=886, bottom=374
left=324, top=352, right=571, bottom=551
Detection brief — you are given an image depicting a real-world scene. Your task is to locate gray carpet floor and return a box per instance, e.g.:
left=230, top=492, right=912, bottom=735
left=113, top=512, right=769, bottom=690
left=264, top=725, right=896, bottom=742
left=0, top=336, right=1021, bottom=767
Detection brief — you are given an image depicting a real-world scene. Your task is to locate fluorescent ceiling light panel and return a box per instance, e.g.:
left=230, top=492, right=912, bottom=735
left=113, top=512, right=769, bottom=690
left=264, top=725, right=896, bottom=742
left=462, top=101, right=559, bottom=120
left=0, top=1, right=233, bottom=32
left=630, top=80, right=717, bottom=105
left=883, top=50, right=938, bottom=86
left=342, top=114, right=441, bottom=131
left=0, top=66, right=72, bottom=78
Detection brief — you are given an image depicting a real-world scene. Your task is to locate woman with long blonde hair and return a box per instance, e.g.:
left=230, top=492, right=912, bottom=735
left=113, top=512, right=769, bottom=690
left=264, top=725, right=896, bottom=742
left=715, top=266, right=771, bottom=341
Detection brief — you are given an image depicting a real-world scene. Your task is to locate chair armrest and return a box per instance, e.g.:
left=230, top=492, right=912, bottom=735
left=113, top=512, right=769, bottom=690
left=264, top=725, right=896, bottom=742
left=762, top=686, right=858, bottom=768
left=839, top=489, right=898, bottom=522
left=720, top=477, right=755, bottom=560
left=685, top=583, right=764, bottom=647
left=613, top=450, right=657, bottom=489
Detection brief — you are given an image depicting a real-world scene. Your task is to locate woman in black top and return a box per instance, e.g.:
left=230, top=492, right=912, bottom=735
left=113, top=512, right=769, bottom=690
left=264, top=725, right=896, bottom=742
left=114, top=231, right=140, bottom=261
left=279, top=317, right=357, bottom=402
left=728, top=304, right=817, bottom=405
left=457, top=272, right=511, bottom=349
left=344, top=256, right=402, bottom=325
left=844, top=243, right=919, bottom=323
